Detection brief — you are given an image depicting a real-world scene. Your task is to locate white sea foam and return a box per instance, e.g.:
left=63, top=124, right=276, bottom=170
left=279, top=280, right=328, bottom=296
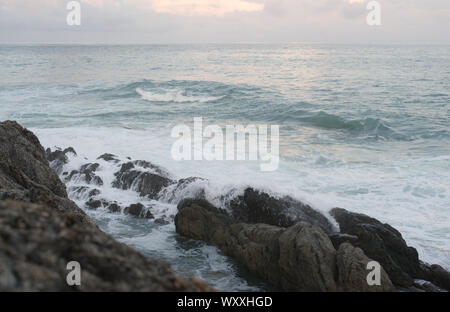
left=33, top=126, right=450, bottom=275
left=136, top=88, right=224, bottom=103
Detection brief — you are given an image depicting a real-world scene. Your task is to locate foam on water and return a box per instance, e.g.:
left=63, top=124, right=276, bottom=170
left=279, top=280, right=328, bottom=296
left=34, top=126, right=450, bottom=272
left=136, top=87, right=225, bottom=103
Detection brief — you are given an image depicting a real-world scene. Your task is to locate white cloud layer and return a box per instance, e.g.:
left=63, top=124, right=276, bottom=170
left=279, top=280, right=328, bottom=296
left=0, top=0, right=449, bottom=43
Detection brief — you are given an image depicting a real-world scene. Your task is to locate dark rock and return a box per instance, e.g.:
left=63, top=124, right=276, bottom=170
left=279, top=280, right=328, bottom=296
left=124, top=203, right=154, bottom=219
left=80, top=163, right=100, bottom=173
left=46, top=147, right=76, bottom=174
left=175, top=199, right=392, bottom=292
left=0, top=200, right=212, bottom=291
left=85, top=199, right=102, bottom=210
left=66, top=163, right=103, bottom=186
left=63, top=147, right=77, bottom=156
left=97, top=153, right=119, bottom=162
left=67, top=186, right=100, bottom=201
left=330, top=208, right=421, bottom=287
left=107, top=203, right=121, bottom=213
left=229, top=188, right=334, bottom=234
left=329, top=233, right=359, bottom=249
left=419, top=264, right=450, bottom=291
left=158, top=177, right=206, bottom=203
left=0, top=121, right=213, bottom=291
left=155, top=218, right=170, bottom=225
left=412, top=280, right=443, bottom=292
left=0, top=121, right=89, bottom=224
left=112, top=161, right=174, bottom=199
left=88, top=189, right=101, bottom=198
left=277, top=222, right=338, bottom=291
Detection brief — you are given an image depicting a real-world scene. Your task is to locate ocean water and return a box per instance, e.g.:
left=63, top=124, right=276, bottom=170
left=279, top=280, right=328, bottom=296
left=0, top=44, right=449, bottom=290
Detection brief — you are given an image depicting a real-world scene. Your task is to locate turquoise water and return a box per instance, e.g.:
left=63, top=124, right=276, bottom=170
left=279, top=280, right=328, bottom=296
left=0, top=44, right=449, bottom=289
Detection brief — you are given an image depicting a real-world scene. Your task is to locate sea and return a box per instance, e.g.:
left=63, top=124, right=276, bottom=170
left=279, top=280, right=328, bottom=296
left=0, top=44, right=449, bottom=291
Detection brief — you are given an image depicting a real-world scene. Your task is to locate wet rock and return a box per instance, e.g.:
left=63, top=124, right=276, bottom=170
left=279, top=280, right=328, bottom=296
left=155, top=218, right=170, bottom=225
left=88, top=189, right=101, bottom=198
left=0, top=121, right=212, bottom=291
left=124, top=203, right=154, bottom=219
left=97, top=153, right=119, bottom=163
left=330, top=208, right=422, bottom=287
left=158, top=177, right=206, bottom=203
left=107, top=202, right=121, bottom=213
left=63, top=147, right=77, bottom=156
left=412, top=280, right=444, bottom=292
left=336, top=243, right=394, bottom=292
left=85, top=199, right=102, bottom=210
left=0, top=200, right=212, bottom=291
left=46, top=147, right=77, bottom=174
left=229, top=188, right=334, bottom=234
left=175, top=199, right=392, bottom=292
left=112, top=161, right=174, bottom=199
left=419, top=264, right=450, bottom=291
left=66, top=163, right=103, bottom=186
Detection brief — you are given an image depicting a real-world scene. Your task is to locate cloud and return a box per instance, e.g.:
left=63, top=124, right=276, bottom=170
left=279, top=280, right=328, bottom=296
left=150, top=0, right=264, bottom=16
left=0, top=0, right=449, bottom=43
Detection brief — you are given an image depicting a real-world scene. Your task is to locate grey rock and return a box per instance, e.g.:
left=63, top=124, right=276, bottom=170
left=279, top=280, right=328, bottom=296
left=336, top=243, right=394, bottom=292
left=0, top=120, right=212, bottom=292
left=229, top=188, right=334, bottom=234
left=85, top=199, right=102, bottom=210
left=97, top=153, right=119, bottom=163
left=331, top=208, right=422, bottom=287
left=66, top=163, right=103, bottom=186
left=0, top=121, right=89, bottom=224
left=124, top=203, right=154, bottom=219
left=175, top=199, right=393, bottom=292
left=0, top=200, right=212, bottom=292
left=112, top=161, right=174, bottom=199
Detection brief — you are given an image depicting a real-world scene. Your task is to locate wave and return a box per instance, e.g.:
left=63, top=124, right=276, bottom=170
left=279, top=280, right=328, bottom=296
left=276, top=110, right=401, bottom=139
left=136, top=88, right=224, bottom=103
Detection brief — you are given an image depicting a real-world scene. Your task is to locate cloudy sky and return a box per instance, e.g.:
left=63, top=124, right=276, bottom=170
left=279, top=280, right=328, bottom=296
left=0, top=0, right=449, bottom=44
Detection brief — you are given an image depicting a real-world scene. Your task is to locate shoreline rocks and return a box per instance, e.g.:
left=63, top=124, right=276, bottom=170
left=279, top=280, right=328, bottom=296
left=112, top=161, right=175, bottom=199
left=175, top=198, right=395, bottom=292
left=0, top=120, right=212, bottom=292
left=4, top=120, right=447, bottom=292
left=228, top=188, right=334, bottom=234
left=175, top=198, right=449, bottom=292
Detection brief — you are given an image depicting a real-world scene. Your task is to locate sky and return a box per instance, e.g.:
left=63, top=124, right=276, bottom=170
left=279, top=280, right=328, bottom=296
left=0, top=0, right=449, bottom=44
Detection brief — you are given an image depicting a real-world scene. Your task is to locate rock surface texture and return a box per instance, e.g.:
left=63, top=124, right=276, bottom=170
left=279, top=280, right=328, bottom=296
left=175, top=198, right=396, bottom=292
left=175, top=198, right=449, bottom=292
left=0, top=120, right=211, bottom=292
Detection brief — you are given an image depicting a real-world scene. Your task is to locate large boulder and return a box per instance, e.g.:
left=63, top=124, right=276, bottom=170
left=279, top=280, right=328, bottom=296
left=336, top=243, right=394, bottom=292
left=0, top=121, right=88, bottom=224
left=0, top=200, right=210, bottom=291
left=330, top=208, right=450, bottom=290
left=229, top=188, right=334, bottom=234
left=0, top=120, right=212, bottom=292
left=175, top=198, right=393, bottom=292
left=66, top=163, right=103, bottom=186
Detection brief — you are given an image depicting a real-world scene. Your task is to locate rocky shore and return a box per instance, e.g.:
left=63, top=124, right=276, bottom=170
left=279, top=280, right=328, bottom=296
left=1, top=120, right=449, bottom=292
left=0, top=121, right=211, bottom=291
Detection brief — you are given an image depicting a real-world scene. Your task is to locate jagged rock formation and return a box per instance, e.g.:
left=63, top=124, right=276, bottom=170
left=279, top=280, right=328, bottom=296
left=174, top=198, right=394, bottom=292
left=175, top=198, right=449, bottom=292
left=0, top=120, right=212, bottom=292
